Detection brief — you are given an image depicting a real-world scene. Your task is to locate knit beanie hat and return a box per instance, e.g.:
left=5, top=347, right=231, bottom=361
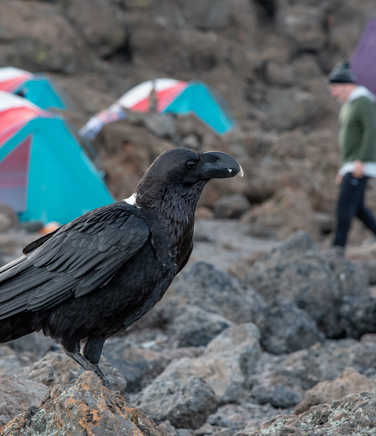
left=329, top=61, right=357, bottom=84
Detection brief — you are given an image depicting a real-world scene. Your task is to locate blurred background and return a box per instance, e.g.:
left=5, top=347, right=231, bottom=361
left=0, top=0, right=376, bottom=250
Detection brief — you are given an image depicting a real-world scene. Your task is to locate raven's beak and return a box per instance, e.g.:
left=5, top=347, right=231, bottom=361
left=200, top=151, right=243, bottom=179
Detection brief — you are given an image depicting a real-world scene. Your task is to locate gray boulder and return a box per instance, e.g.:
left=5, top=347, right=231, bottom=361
left=244, top=232, right=369, bottom=338
left=248, top=338, right=376, bottom=409
left=137, top=374, right=218, bottom=430
left=160, top=324, right=262, bottom=403
left=103, top=339, right=202, bottom=393
left=339, top=295, right=376, bottom=338
left=62, top=0, right=128, bottom=58
left=8, top=332, right=57, bottom=360
left=0, top=375, right=47, bottom=428
left=169, top=305, right=232, bottom=348
left=259, top=299, right=325, bottom=354
left=278, top=3, right=327, bottom=51
left=205, top=403, right=278, bottom=434
left=265, top=88, right=321, bottom=131
left=0, top=345, right=34, bottom=376
left=214, top=194, right=250, bottom=219
left=167, top=262, right=266, bottom=325
left=0, top=0, right=90, bottom=73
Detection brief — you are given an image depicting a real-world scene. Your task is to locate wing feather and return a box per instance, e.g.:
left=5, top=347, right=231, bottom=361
left=0, top=203, right=149, bottom=319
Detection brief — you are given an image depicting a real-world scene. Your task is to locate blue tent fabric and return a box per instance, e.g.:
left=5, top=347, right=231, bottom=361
left=16, top=78, right=66, bottom=110
left=0, top=116, right=113, bottom=225
left=163, top=82, right=234, bottom=134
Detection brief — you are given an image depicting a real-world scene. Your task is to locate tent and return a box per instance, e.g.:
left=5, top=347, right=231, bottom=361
left=0, top=91, right=113, bottom=224
left=351, top=19, right=376, bottom=95
left=79, top=78, right=234, bottom=140
left=0, top=67, right=65, bottom=110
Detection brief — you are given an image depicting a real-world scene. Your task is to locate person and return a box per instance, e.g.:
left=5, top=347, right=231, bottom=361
left=329, top=61, right=376, bottom=253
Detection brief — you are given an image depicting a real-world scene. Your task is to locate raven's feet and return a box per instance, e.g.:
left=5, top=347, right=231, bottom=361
left=66, top=351, right=111, bottom=389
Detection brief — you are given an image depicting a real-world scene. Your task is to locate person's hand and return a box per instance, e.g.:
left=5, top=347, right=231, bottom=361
left=352, top=160, right=365, bottom=178
left=336, top=173, right=342, bottom=185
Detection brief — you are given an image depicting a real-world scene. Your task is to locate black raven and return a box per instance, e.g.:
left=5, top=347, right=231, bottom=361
left=0, top=148, right=241, bottom=385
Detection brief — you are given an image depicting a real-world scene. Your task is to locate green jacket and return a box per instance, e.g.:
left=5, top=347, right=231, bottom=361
left=339, top=94, right=376, bottom=163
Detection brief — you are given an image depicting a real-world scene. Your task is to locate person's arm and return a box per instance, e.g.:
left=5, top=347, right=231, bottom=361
left=357, top=97, right=376, bottom=162
left=352, top=97, right=376, bottom=177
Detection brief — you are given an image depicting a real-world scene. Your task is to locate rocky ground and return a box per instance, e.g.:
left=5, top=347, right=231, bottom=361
left=1, top=225, right=376, bottom=435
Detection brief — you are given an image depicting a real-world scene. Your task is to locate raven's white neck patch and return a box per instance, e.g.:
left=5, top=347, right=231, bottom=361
left=123, top=193, right=139, bottom=207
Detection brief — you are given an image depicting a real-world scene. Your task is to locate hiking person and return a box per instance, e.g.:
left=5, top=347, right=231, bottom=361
left=329, top=61, right=376, bottom=252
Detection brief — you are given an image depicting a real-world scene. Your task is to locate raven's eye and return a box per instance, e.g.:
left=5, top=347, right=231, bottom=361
left=185, top=160, right=198, bottom=169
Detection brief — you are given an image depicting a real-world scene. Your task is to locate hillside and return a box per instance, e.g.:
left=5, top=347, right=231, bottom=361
left=2, top=0, right=375, bottom=245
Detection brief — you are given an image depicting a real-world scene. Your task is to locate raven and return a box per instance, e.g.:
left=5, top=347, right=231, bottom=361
left=0, top=148, right=241, bottom=385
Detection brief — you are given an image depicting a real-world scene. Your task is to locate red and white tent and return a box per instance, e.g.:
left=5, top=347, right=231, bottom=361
left=79, top=78, right=233, bottom=139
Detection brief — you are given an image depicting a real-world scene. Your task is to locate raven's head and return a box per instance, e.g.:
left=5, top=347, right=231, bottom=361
left=138, top=148, right=242, bottom=189
left=134, top=148, right=242, bottom=212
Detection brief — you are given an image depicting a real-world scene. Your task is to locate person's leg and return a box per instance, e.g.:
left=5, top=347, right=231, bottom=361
left=333, top=173, right=363, bottom=248
left=356, top=177, right=376, bottom=234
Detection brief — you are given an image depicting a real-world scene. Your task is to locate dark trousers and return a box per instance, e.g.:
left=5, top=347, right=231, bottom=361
left=333, top=173, right=376, bottom=248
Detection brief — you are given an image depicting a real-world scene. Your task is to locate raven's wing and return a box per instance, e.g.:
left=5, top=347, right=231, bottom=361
left=22, top=228, right=60, bottom=254
left=0, top=203, right=149, bottom=319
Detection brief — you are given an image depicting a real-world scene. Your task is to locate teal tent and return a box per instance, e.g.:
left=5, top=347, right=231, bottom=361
left=0, top=92, right=113, bottom=224
left=0, top=67, right=65, bottom=110
left=16, top=78, right=65, bottom=110
left=163, top=82, right=233, bottom=135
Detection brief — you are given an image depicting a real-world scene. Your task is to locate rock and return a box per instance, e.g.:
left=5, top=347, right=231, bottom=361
left=248, top=339, right=376, bottom=410
left=265, top=60, right=295, bottom=87
left=103, top=340, right=202, bottom=393
left=265, top=88, right=321, bottom=131
left=339, top=295, right=376, bottom=338
left=0, top=0, right=89, bottom=73
left=0, top=204, right=18, bottom=232
left=165, top=262, right=266, bottom=325
left=99, top=121, right=173, bottom=199
left=242, top=189, right=319, bottom=240
left=2, top=372, right=167, bottom=435
left=259, top=299, right=325, bottom=354
left=251, top=381, right=303, bottom=409
left=206, top=403, right=278, bottom=433
left=272, top=230, right=316, bottom=253
left=239, top=391, right=376, bottom=436
left=278, top=3, right=327, bottom=51
left=0, top=375, right=47, bottom=430
left=295, top=367, right=375, bottom=414
left=158, top=421, right=194, bottom=436
left=7, top=332, right=57, bottom=361
left=0, top=345, right=34, bottom=376
left=244, top=232, right=369, bottom=338
left=23, top=351, right=127, bottom=393
left=160, top=324, right=262, bottom=403
left=62, top=0, right=128, bottom=58
left=143, top=113, right=178, bottom=140
left=356, top=259, right=376, bottom=285
left=213, top=194, right=250, bottom=219
left=180, top=0, right=232, bottom=30
left=168, top=305, right=232, bottom=347
left=137, top=374, right=218, bottom=430
left=328, top=2, right=372, bottom=59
